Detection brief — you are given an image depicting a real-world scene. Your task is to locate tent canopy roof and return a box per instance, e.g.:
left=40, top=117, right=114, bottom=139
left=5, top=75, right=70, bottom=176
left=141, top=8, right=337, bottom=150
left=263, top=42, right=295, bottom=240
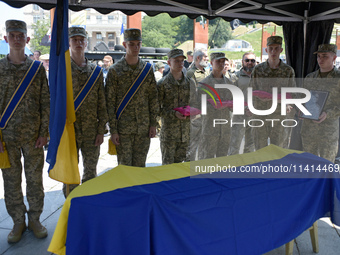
left=4, top=0, right=340, bottom=24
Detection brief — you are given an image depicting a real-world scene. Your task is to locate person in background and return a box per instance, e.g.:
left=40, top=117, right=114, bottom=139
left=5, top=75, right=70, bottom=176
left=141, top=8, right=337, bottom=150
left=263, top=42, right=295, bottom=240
left=154, top=61, right=165, bottom=82
left=40, top=54, right=49, bottom=77
left=184, top=50, right=193, bottom=69
left=33, top=50, right=41, bottom=61
left=229, top=52, right=256, bottom=155
left=186, top=49, right=210, bottom=161
left=102, top=55, right=113, bottom=84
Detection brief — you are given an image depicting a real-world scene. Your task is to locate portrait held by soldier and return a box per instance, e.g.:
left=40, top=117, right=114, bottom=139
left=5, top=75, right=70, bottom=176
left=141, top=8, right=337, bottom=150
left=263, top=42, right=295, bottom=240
left=157, top=49, right=196, bottom=165
left=63, top=26, right=108, bottom=197
left=0, top=20, right=49, bottom=243
left=105, top=28, right=159, bottom=167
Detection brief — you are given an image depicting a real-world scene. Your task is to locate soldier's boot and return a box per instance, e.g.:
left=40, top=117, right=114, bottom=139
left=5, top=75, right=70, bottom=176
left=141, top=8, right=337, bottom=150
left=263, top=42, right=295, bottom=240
left=7, top=222, right=26, bottom=243
left=28, top=220, right=48, bottom=239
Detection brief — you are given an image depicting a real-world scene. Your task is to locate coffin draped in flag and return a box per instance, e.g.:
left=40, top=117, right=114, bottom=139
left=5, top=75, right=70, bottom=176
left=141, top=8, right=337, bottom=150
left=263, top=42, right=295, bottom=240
left=46, top=0, right=79, bottom=184
left=48, top=145, right=340, bottom=255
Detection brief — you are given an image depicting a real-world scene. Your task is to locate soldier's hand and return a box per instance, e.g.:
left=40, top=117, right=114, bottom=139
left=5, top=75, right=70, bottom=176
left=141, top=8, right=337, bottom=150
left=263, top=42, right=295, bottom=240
left=35, top=137, right=48, bottom=148
left=0, top=142, right=4, bottom=153
left=95, top=134, right=104, bottom=146
left=149, top=126, right=156, bottom=138
left=286, top=105, right=293, bottom=113
left=175, top=111, right=186, bottom=120
left=111, top=134, right=120, bottom=145
left=314, top=111, right=327, bottom=124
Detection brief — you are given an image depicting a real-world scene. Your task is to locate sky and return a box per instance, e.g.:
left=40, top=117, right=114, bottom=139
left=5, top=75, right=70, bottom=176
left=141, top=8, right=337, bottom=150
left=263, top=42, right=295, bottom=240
left=0, top=2, right=25, bottom=28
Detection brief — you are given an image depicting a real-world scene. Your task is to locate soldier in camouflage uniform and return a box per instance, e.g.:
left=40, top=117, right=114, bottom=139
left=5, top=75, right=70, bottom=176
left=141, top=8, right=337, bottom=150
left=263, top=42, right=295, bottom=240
left=250, top=36, right=296, bottom=150
left=105, top=29, right=159, bottom=167
left=301, top=44, right=340, bottom=162
left=63, top=27, right=108, bottom=196
left=198, top=52, right=234, bottom=159
left=229, top=52, right=256, bottom=155
left=186, top=49, right=210, bottom=161
left=0, top=20, right=49, bottom=243
left=157, top=49, right=196, bottom=165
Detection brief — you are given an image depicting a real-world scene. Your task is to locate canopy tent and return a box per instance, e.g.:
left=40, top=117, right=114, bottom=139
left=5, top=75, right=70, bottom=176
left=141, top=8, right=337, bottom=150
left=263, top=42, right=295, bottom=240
left=2, top=0, right=339, bottom=150
left=3, top=0, right=340, bottom=78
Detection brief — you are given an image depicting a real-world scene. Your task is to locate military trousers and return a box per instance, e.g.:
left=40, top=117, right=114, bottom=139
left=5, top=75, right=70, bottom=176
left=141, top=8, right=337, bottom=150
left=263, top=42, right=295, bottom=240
left=1, top=141, right=44, bottom=224
left=116, top=134, right=151, bottom=167
left=199, top=133, right=230, bottom=160
left=301, top=122, right=338, bottom=162
left=63, top=140, right=100, bottom=197
left=229, top=115, right=255, bottom=155
left=160, top=139, right=189, bottom=165
left=253, top=117, right=292, bottom=150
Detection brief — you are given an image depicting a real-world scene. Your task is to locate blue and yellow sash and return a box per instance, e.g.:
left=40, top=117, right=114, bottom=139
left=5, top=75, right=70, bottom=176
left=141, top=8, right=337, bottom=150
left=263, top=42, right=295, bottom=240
left=116, top=62, right=152, bottom=120
left=0, top=60, right=42, bottom=129
left=74, top=66, right=102, bottom=112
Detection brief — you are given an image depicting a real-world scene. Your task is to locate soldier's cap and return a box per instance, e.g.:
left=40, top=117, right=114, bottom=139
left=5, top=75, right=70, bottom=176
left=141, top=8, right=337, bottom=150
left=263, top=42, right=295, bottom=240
left=167, top=49, right=186, bottom=59
left=103, top=55, right=113, bottom=62
left=40, top=54, right=49, bottom=60
left=267, top=36, right=282, bottom=46
left=155, top=62, right=165, bottom=70
left=313, top=44, right=337, bottom=54
left=124, top=28, right=142, bottom=42
left=69, top=27, right=87, bottom=38
left=5, top=20, right=27, bottom=34
left=187, top=50, right=193, bottom=56
left=210, top=52, right=227, bottom=61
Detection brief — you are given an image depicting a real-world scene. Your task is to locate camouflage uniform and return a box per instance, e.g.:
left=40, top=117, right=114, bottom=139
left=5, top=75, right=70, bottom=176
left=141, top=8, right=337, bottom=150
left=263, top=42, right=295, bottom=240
left=157, top=72, right=196, bottom=165
left=229, top=68, right=255, bottom=155
left=198, top=74, right=233, bottom=159
left=105, top=57, right=159, bottom=167
left=301, top=67, right=340, bottom=162
left=0, top=57, right=49, bottom=224
left=64, top=59, right=108, bottom=195
left=186, top=65, right=209, bottom=161
left=250, top=60, right=296, bottom=150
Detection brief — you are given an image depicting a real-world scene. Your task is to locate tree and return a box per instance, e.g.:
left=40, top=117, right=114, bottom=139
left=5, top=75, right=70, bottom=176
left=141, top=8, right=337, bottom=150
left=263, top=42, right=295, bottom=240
left=175, top=16, right=193, bottom=44
left=142, top=13, right=179, bottom=48
left=208, top=18, right=233, bottom=48
left=30, top=19, right=50, bottom=54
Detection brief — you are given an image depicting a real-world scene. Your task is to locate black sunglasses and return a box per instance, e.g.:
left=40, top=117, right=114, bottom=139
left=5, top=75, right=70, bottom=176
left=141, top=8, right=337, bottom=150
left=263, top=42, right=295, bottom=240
left=245, top=59, right=256, bottom=63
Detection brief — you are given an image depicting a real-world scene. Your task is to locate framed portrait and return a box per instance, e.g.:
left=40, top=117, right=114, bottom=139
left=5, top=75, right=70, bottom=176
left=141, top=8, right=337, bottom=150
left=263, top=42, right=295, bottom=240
left=300, top=90, right=329, bottom=120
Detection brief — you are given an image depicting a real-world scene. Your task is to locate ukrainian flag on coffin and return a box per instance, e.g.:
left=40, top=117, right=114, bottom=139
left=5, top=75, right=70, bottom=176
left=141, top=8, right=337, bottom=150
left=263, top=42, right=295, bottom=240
left=48, top=145, right=340, bottom=255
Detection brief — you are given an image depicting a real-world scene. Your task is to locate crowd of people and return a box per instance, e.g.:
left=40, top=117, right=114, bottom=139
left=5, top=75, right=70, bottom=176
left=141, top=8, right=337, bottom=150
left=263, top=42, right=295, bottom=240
left=1, top=19, right=340, bottom=244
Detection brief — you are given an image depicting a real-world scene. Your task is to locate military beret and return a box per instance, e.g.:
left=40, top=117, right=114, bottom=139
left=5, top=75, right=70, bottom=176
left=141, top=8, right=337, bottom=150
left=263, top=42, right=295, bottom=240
left=267, top=36, right=282, bottom=46
left=313, top=44, right=337, bottom=54
left=124, top=28, right=142, bottom=42
left=167, top=49, right=186, bottom=59
left=69, top=27, right=87, bottom=38
left=6, top=20, right=27, bottom=34
left=210, top=52, right=227, bottom=61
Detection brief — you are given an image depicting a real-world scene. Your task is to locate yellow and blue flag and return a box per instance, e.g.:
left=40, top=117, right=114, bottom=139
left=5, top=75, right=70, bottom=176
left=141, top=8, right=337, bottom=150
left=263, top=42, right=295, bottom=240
left=48, top=145, right=340, bottom=255
left=46, top=0, right=79, bottom=184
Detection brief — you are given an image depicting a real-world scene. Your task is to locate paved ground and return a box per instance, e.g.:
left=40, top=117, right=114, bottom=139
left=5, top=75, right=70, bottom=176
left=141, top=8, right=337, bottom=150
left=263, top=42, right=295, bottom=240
left=0, top=137, right=339, bottom=255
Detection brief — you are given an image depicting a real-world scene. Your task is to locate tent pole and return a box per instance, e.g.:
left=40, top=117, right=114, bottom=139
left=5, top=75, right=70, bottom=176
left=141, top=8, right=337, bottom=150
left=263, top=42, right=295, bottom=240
left=302, top=10, right=308, bottom=78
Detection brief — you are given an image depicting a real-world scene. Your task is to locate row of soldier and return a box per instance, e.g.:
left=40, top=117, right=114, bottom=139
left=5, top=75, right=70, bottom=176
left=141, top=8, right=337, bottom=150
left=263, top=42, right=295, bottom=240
left=1, top=19, right=340, bottom=244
